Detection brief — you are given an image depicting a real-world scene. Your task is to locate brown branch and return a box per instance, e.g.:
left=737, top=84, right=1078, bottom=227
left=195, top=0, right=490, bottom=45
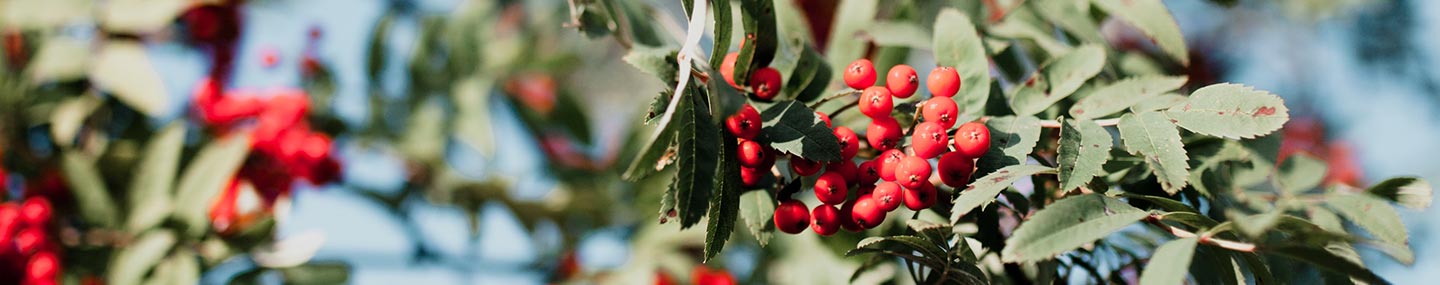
left=1144, top=214, right=1257, bottom=252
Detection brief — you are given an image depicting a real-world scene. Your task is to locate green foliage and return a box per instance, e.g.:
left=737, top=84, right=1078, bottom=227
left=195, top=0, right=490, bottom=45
left=1139, top=238, right=1199, bottom=285
left=1058, top=118, right=1113, bottom=192
left=759, top=100, right=841, bottom=161
left=1118, top=112, right=1190, bottom=194
left=1165, top=84, right=1290, bottom=139
left=1001, top=194, right=1149, bottom=263
left=933, top=9, right=991, bottom=123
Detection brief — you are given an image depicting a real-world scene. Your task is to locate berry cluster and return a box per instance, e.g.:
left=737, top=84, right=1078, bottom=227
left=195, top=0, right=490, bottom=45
left=733, top=59, right=989, bottom=236
left=0, top=198, right=61, bottom=285
left=653, top=265, right=737, bottom=285
left=720, top=52, right=784, bottom=101
left=193, top=79, right=341, bottom=234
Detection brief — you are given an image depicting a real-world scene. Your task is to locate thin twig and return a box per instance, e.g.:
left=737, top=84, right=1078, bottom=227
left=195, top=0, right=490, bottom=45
left=809, top=89, right=861, bottom=110
left=1144, top=215, right=1257, bottom=252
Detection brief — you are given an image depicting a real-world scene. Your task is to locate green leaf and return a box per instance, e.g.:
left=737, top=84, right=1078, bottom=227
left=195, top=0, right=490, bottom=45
left=863, top=21, right=931, bottom=49
left=127, top=123, right=185, bottom=232
left=1058, top=118, right=1113, bottom=192
left=1131, top=93, right=1187, bottom=113
left=706, top=68, right=746, bottom=120
left=934, top=9, right=992, bottom=123
left=99, top=0, right=188, bottom=34
left=0, top=0, right=92, bottom=29
left=1122, top=193, right=1200, bottom=214
left=49, top=95, right=101, bottom=148
left=1117, top=112, right=1189, bottom=194
left=825, top=0, right=877, bottom=73
left=1326, top=192, right=1410, bottom=253
left=1002, top=194, right=1149, bottom=262
left=280, top=262, right=351, bottom=285
left=988, top=15, right=1071, bottom=56
left=92, top=41, right=170, bottom=117
left=784, top=46, right=830, bottom=102
left=738, top=190, right=775, bottom=247
left=623, top=47, right=679, bottom=83
left=1092, top=0, right=1189, bottom=65
left=400, top=101, right=446, bottom=163
left=26, top=36, right=90, bottom=83
left=1228, top=211, right=1281, bottom=239
left=674, top=93, right=721, bottom=228
left=107, top=230, right=177, bottom=285
left=1030, top=0, right=1105, bottom=44
left=60, top=152, right=119, bottom=227
left=1277, top=153, right=1326, bottom=195
left=1139, top=237, right=1198, bottom=285
left=451, top=78, right=495, bottom=157
left=709, top=0, right=733, bottom=69
left=1266, top=245, right=1389, bottom=284
left=1367, top=177, right=1432, bottom=210
left=1011, top=45, right=1106, bottom=116
left=1165, top=84, right=1289, bottom=139
left=951, top=165, right=1055, bottom=224
left=148, top=249, right=199, bottom=285
left=624, top=123, right=677, bottom=182
left=977, top=116, right=1042, bottom=176
left=1070, top=76, right=1188, bottom=119
left=704, top=133, right=743, bottom=262
left=733, top=0, right=779, bottom=86
left=759, top=100, right=841, bottom=161
left=173, top=133, right=252, bottom=238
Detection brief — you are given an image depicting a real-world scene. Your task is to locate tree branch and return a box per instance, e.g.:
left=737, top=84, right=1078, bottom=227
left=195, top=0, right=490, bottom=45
left=1144, top=214, right=1257, bottom=252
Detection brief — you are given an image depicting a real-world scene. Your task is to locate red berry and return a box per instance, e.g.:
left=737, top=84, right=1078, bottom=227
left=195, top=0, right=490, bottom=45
left=903, top=181, right=937, bottom=210
left=740, top=166, right=764, bottom=188
left=851, top=194, right=887, bottom=229
left=953, top=122, right=991, bottom=158
left=811, top=205, right=841, bottom=236
left=859, top=86, right=893, bottom=119
left=260, top=47, right=280, bottom=68
left=896, top=156, right=933, bottom=189
left=790, top=156, right=822, bottom=176
left=927, top=66, right=961, bottom=97
left=725, top=104, right=762, bottom=140
left=857, top=160, right=881, bottom=185
left=922, top=96, right=959, bottom=129
left=826, top=160, right=858, bottom=184
left=886, top=64, right=919, bottom=98
left=26, top=251, right=59, bottom=281
left=816, top=111, right=832, bottom=128
left=872, top=182, right=902, bottom=212
left=750, top=67, right=782, bottom=100
left=866, top=117, right=902, bottom=151
left=938, top=152, right=975, bottom=188
left=14, top=227, right=46, bottom=255
left=720, top=52, right=740, bottom=88
left=910, top=122, right=949, bottom=159
left=877, top=149, right=904, bottom=182
left=814, top=172, right=849, bottom=205
left=19, top=198, right=51, bottom=227
left=844, top=59, right=877, bottom=89
left=738, top=140, right=768, bottom=168
left=834, top=127, right=859, bottom=160
left=0, top=203, right=19, bottom=239
left=838, top=199, right=863, bottom=232
left=774, top=200, right=811, bottom=234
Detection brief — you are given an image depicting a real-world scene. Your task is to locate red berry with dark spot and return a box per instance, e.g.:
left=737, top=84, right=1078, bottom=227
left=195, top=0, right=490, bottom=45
left=866, top=117, right=902, bottom=151
left=872, top=182, right=902, bottom=212
left=738, top=140, right=768, bottom=168
left=857, top=160, right=881, bottom=185
left=816, top=111, right=831, bottom=128
left=826, top=160, right=858, bottom=184
left=838, top=198, right=863, bottom=232
left=910, top=122, right=949, bottom=159
left=922, top=96, right=959, bottom=129
left=927, top=66, right=961, bottom=97
left=851, top=194, right=887, bottom=229
left=19, top=198, right=51, bottom=227
left=774, top=200, right=811, bottom=234
left=814, top=172, right=848, bottom=205
left=953, top=122, right=991, bottom=158
left=811, top=205, right=840, bottom=236
left=741, top=166, right=764, bottom=188
left=896, top=156, right=932, bottom=190
left=750, top=67, right=782, bottom=100
left=878, top=149, right=904, bottom=182
left=886, top=64, right=919, bottom=98
left=938, top=152, right=975, bottom=188
left=844, top=59, right=877, bottom=89
left=790, top=156, right=821, bottom=176
left=726, top=104, right=762, bottom=140
left=859, top=86, right=893, bottom=119
left=903, top=181, right=937, bottom=210
left=720, top=52, right=741, bottom=88
left=834, top=127, right=859, bottom=160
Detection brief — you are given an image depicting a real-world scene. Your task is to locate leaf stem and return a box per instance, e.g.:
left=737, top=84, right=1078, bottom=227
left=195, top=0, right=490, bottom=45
left=809, top=89, right=861, bottom=110
left=1144, top=214, right=1257, bottom=252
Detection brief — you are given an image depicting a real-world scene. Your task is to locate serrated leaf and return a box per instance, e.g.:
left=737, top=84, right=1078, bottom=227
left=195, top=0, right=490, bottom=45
left=1139, top=237, right=1198, bottom=285
left=1070, top=76, right=1188, bottom=119
left=863, top=21, right=931, bottom=48
left=624, top=123, right=677, bottom=181
left=703, top=133, right=743, bottom=262
left=706, top=68, right=745, bottom=119
left=1118, top=112, right=1189, bottom=194
left=60, top=152, right=119, bottom=227
left=733, top=0, right=778, bottom=86
left=951, top=165, right=1055, bottom=224
left=1131, top=93, right=1187, bottom=113
left=1277, top=153, right=1326, bottom=195
left=1122, top=193, right=1200, bottom=214
left=988, top=15, right=1071, bottom=56
left=708, top=0, right=733, bottom=69
left=738, top=190, right=775, bottom=246
left=1326, top=192, right=1410, bottom=251
left=1165, top=84, right=1290, bottom=139
left=934, top=9, right=992, bottom=122
left=1367, top=177, right=1432, bottom=210
left=92, top=42, right=170, bottom=117
left=1267, top=245, right=1389, bottom=284
left=977, top=116, right=1042, bottom=176
left=127, top=124, right=185, bottom=232
left=173, top=133, right=252, bottom=238
left=674, top=93, right=721, bottom=228
left=1093, top=0, right=1189, bottom=65
left=759, top=100, right=841, bottom=161
left=107, top=230, right=177, bottom=285
left=1058, top=118, right=1113, bottom=192
left=1011, top=45, right=1106, bottom=116
left=623, top=47, right=679, bottom=82
left=1002, top=194, right=1149, bottom=262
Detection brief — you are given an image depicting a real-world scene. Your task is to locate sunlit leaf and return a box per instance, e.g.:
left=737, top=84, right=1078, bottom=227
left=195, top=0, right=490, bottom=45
left=1002, top=194, right=1149, bottom=262
left=92, top=42, right=170, bottom=117
left=1139, top=237, right=1198, bottom=285
left=127, top=123, right=185, bottom=232
left=1058, top=118, right=1113, bottom=192
left=951, top=164, right=1055, bottom=224
left=1118, top=112, right=1189, bottom=194
left=1165, top=84, right=1289, bottom=139
left=934, top=9, right=991, bottom=122
left=1093, top=0, right=1189, bottom=65
left=1070, top=76, right=1187, bottom=119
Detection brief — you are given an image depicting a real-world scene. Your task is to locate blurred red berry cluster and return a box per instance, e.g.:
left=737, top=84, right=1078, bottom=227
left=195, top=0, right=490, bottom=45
left=1279, top=116, right=1364, bottom=187
left=0, top=199, right=61, bottom=285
